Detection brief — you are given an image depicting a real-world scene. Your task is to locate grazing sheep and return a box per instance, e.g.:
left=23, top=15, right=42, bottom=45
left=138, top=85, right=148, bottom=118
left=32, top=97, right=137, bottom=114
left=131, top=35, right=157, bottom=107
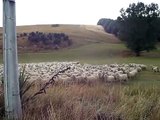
left=139, top=64, right=147, bottom=70
left=128, top=69, right=138, bottom=78
left=115, top=71, right=124, bottom=74
left=104, top=74, right=115, bottom=82
left=0, top=62, right=148, bottom=84
left=152, top=66, right=160, bottom=72
left=136, top=67, right=142, bottom=72
left=115, top=73, right=128, bottom=82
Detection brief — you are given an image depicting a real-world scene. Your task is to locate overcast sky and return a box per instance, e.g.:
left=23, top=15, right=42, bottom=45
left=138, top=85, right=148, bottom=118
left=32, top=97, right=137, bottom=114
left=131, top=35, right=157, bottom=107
left=0, top=0, right=160, bottom=27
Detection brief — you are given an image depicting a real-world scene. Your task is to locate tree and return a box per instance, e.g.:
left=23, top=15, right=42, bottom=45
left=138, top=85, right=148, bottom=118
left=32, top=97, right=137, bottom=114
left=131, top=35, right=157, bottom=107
left=157, top=18, right=160, bottom=42
left=117, top=2, right=160, bottom=56
left=97, top=18, right=119, bottom=36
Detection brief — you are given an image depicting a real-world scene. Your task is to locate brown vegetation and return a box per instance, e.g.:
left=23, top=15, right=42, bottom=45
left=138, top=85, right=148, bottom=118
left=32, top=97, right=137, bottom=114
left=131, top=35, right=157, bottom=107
left=21, top=82, right=160, bottom=120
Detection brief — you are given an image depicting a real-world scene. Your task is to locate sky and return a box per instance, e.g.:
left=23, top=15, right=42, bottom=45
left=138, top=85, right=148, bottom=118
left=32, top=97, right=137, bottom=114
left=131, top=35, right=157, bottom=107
left=0, top=0, right=160, bottom=27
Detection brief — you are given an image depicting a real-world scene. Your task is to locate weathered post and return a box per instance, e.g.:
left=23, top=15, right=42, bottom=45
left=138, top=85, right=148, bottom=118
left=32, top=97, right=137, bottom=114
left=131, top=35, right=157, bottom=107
left=3, top=0, right=22, bottom=119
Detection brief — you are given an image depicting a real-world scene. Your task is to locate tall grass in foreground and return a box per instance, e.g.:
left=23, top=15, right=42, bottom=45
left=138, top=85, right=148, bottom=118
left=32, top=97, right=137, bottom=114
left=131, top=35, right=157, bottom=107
left=22, top=83, right=160, bottom=120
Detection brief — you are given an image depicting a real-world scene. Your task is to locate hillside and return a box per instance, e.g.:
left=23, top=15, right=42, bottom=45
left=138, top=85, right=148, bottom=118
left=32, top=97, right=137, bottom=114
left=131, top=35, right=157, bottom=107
left=0, top=25, right=160, bottom=120
left=0, top=24, right=120, bottom=52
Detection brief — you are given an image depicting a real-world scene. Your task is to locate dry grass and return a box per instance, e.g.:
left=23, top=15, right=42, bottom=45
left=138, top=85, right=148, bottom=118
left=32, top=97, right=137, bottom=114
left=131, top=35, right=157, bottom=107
left=22, top=82, right=160, bottom=120
left=0, top=24, right=120, bottom=51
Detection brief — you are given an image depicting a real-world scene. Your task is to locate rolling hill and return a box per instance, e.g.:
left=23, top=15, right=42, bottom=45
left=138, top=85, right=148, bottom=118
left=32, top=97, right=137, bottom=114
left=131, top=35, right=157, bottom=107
left=0, top=24, right=159, bottom=65
left=0, top=24, right=120, bottom=52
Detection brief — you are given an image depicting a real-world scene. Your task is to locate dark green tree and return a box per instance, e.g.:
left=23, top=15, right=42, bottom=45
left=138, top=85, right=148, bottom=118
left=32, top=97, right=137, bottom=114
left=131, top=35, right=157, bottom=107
left=97, top=18, right=119, bottom=36
left=157, top=18, right=160, bottom=42
left=117, top=2, right=160, bottom=56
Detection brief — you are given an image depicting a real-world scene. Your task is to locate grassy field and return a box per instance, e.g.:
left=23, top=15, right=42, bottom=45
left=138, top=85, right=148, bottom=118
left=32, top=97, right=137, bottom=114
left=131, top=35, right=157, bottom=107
left=16, top=42, right=160, bottom=86
left=0, top=25, right=160, bottom=81
left=0, top=43, right=159, bottom=66
left=0, top=24, right=159, bottom=66
left=0, top=24, right=160, bottom=120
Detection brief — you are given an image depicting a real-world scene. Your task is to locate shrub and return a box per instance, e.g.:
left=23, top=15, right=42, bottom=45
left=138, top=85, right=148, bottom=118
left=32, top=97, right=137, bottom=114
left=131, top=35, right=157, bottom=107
left=27, top=32, right=72, bottom=48
left=51, top=24, right=60, bottom=27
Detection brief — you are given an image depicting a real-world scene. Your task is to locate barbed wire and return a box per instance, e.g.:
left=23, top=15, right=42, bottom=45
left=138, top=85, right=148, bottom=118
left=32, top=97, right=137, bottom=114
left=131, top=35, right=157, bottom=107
left=23, top=67, right=71, bottom=105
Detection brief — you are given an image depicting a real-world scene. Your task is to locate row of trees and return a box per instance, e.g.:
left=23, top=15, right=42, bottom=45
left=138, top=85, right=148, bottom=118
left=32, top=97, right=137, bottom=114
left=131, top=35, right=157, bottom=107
left=97, top=18, right=119, bottom=36
left=98, top=2, right=160, bottom=56
left=27, top=32, right=72, bottom=48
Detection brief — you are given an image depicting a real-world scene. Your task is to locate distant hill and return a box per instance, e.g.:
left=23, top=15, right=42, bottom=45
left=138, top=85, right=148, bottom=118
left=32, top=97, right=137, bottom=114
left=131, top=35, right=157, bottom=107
left=0, top=24, right=120, bottom=52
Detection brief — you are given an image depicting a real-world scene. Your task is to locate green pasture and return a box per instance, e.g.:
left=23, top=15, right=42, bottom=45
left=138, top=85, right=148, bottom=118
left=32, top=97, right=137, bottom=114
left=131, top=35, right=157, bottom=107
left=13, top=43, right=160, bottom=66
left=0, top=42, right=159, bottom=86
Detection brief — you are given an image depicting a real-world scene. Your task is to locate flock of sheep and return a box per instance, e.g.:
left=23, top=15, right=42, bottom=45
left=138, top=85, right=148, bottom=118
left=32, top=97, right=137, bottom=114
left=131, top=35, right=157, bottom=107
left=151, top=65, right=160, bottom=72
left=0, top=62, right=159, bottom=85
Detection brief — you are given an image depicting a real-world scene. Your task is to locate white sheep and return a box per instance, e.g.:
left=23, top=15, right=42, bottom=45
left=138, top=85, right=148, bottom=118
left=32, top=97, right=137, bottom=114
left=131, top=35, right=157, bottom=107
left=128, top=69, right=138, bottom=78
left=104, top=74, right=115, bottom=82
left=115, top=73, right=128, bottom=82
left=152, top=66, right=159, bottom=72
left=139, top=64, right=147, bottom=70
left=57, top=75, right=75, bottom=85
left=86, top=75, right=99, bottom=85
left=1, top=62, right=148, bottom=84
left=136, top=66, right=142, bottom=72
